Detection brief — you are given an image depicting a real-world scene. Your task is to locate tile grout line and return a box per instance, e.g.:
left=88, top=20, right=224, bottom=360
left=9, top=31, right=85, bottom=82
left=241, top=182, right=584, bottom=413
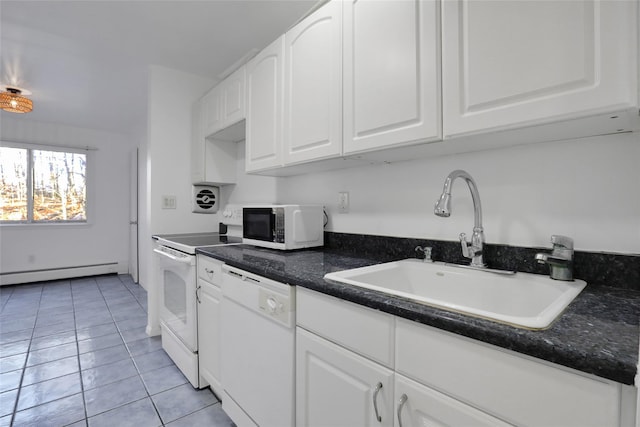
left=78, top=275, right=151, bottom=424
left=71, top=276, right=93, bottom=426
left=82, top=274, right=131, bottom=424
left=112, top=274, right=167, bottom=426
left=0, top=286, right=15, bottom=313
left=8, top=281, right=44, bottom=427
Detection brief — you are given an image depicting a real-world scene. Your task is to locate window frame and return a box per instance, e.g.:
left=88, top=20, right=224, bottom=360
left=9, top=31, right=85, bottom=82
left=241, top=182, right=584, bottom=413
left=1, top=141, right=93, bottom=226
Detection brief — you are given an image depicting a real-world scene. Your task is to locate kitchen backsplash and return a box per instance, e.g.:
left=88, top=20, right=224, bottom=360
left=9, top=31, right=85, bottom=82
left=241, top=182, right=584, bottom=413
left=324, top=232, right=640, bottom=291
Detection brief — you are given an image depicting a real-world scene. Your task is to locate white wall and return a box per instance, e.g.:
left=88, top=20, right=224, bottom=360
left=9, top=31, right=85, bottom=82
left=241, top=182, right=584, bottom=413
left=217, top=141, right=282, bottom=237
left=0, top=116, right=135, bottom=280
left=220, top=141, right=282, bottom=203
left=141, top=65, right=216, bottom=333
left=145, top=67, right=219, bottom=236
left=278, top=132, right=640, bottom=254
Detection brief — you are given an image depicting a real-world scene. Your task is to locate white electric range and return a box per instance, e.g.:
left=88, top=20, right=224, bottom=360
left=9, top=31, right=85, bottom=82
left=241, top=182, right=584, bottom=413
left=152, top=232, right=242, bottom=388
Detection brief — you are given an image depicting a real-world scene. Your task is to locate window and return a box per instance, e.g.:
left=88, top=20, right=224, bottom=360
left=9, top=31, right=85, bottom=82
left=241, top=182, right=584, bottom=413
left=1, top=145, right=87, bottom=223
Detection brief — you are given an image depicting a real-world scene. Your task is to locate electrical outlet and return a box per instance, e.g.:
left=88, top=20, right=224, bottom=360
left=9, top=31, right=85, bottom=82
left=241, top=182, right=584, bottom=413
left=338, top=191, right=349, bottom=213
left=162, top=195, right=177, bottom=209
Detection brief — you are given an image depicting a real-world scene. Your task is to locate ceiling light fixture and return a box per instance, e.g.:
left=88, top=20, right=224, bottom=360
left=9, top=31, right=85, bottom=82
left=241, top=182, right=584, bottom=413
left=0, top=87, right=33, bottom=114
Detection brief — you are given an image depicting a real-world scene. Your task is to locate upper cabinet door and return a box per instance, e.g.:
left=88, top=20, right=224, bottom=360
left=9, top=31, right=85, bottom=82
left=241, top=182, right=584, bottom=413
left=191, top=98, right=206, bottom=184
left=203, top=87, right=223, bottom=137
left=246, top=36, right=285, bottom=172
left=442, top=0, right=638, bottom=137
left=343, top=0, right=441, bottom=155
left=283, top=0, right=343, bottom=165
left=222, top=66, right=246, bottom=127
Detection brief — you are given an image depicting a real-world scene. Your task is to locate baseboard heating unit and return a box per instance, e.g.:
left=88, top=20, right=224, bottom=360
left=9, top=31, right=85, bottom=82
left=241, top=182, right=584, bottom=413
left=0, top=262, right=121, bottom=285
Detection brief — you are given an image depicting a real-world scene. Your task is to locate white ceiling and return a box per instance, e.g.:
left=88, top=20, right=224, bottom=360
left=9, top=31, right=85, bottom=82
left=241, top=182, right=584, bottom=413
left=0, top=0, right=319, bottom=135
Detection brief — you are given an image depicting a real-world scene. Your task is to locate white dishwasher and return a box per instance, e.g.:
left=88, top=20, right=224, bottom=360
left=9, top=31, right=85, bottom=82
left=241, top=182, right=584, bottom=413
left=221, top=265, right=295, bottom=427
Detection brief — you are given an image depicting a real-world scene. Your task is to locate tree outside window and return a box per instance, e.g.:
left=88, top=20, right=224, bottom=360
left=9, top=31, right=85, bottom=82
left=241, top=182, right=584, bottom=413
left=0, top=146, right=87, bottom=223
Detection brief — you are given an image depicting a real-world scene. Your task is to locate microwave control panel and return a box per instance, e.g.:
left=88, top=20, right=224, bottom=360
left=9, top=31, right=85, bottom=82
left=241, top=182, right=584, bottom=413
left=221, top=204, right=243, bottom=226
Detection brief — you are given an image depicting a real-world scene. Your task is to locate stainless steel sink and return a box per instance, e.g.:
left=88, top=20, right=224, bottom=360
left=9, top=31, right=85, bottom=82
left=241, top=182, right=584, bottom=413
left=324, top=259, right=586, bottom=329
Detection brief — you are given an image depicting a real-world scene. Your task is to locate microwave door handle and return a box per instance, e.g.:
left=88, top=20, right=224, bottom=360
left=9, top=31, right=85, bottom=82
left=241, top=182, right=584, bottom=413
left=271, top=210, right=277, bottom=239
left=153, top=248, right=192, bottom=264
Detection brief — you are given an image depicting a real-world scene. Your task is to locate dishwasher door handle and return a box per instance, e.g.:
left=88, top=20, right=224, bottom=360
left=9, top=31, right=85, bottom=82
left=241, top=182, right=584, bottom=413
left=244, top=275, right=261, bottom=284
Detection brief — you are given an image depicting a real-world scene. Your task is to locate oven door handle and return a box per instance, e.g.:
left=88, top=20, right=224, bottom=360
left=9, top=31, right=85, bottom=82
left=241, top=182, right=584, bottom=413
left=153, top=248, right=192, bottom=264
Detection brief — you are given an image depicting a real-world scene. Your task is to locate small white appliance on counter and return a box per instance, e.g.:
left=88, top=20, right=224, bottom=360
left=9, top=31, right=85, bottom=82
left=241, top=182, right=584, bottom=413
left=152, top=233, right=241, bottom=388
left=242, top=204, right=324, bottom=250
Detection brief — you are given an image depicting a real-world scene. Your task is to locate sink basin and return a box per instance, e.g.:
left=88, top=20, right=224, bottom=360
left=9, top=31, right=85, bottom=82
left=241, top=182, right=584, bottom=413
left=324, top=259, right=586, bottom=329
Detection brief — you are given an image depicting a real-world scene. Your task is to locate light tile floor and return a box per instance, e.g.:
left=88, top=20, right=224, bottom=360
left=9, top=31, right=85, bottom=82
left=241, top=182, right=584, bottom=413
left=0, top=274, right=235, bottom=427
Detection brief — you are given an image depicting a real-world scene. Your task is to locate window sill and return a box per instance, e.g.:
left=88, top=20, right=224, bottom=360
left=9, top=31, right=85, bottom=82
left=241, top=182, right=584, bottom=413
left=0, top=221, right=92, bottom=229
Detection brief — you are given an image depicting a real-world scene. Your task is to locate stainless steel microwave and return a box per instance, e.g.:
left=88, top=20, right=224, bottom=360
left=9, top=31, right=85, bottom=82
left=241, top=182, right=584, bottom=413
left=242, top=205, right=324, bottom=250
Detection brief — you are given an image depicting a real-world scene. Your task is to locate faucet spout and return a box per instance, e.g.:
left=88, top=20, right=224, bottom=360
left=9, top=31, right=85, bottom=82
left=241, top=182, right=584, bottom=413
left=535, top=253, right=571, bottom=266
left=435, top=170, right=483, bottom=229
left=435, top=170, right=486, bottom=268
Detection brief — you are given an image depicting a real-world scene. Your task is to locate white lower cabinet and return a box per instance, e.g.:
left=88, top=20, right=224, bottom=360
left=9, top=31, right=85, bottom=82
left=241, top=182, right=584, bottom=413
left=396, top=318, right=627, bottom=427
left=296, top=288, right=636, bottom=427
left=196, top=256, right=223, bottom=396
left=394, top=374, right=510, bottom=427
left=296, top=328, right=394, bottom=427
left=296, top=327, right=507, bottom=427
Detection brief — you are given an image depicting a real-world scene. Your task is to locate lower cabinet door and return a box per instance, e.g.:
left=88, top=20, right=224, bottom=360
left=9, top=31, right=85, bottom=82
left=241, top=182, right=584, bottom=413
left=296, top=327, right=394, bottom=427
left=394, top=374, right=511, bottom=427
left=197, top=280, right=222, bottom=395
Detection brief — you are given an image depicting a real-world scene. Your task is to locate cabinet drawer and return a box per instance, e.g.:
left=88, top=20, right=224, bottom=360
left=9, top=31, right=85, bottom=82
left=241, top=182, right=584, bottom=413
left=396, top=319, right=622, bottom=427
left=297, top=288, right=394, bottom=367
left=197, top=255, right=223, bottom=285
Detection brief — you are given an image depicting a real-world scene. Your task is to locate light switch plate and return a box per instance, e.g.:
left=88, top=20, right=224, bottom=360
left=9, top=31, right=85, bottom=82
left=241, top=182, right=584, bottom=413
left=162, top=195, right=177, bottom=209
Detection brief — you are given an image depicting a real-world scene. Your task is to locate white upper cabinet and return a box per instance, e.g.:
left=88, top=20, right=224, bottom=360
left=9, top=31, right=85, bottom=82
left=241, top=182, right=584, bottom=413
left=283, top=0, right=343, bottom=165
left=203, top=66, right=246, bottom=138
left=243, top=0, right=637, bottom=176
left=192, top=97, right=237, bottom=185
left=191, top=98, right=206, bottom=184
left=221, top=66, right=246, bottom=128
left=442, top=0, right=638, bottom=137
left=202, top=87, right=223, bottom=138
left=246, top=36, right=285, bottom=172
left=343, top=0, right=441, bottom=155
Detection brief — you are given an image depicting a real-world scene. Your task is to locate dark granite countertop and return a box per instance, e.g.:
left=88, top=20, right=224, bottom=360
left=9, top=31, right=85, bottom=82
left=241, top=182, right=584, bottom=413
left=196, top=244, right=640, bottom=386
